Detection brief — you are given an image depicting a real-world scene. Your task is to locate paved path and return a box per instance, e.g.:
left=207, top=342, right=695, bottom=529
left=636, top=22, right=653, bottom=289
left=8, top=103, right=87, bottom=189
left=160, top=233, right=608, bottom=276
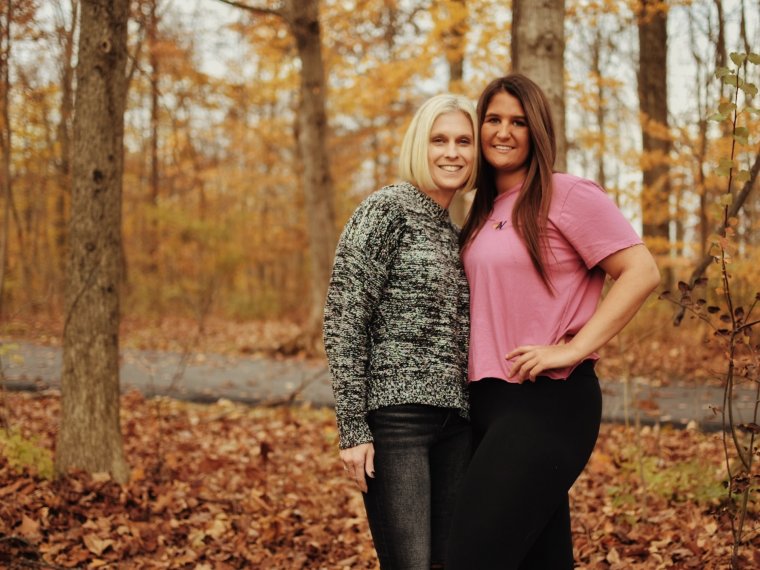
left=2, top=341, right=757, bottom=431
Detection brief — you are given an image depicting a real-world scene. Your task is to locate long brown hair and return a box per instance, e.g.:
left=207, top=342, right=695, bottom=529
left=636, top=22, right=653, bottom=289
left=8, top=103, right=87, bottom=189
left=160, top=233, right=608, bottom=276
left=460, top=74, right=557, bottom=290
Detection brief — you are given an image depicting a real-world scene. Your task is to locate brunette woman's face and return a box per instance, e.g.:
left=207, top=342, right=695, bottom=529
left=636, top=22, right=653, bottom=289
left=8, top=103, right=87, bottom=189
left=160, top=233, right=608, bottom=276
left=480, top=91, right=531, bottom=190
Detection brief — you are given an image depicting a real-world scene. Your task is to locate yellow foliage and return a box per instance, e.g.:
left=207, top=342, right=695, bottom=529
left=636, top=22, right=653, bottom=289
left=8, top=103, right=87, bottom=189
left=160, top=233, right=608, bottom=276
left=0, top=428, right=54, bottom=480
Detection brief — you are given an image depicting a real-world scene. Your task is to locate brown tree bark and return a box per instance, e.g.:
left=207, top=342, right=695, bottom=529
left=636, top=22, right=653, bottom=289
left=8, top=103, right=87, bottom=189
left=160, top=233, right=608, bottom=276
left=441, top=0, right=470, bottom=226
left=0, top=0, right=11, bottom=322
left=511, top=0, right=566, bottom=172
left=441, top=0, right=467, bottom=93
left=590, top=27, right=607, bottom=191
left=288, top=0, right=336, bottom=343
left=637, top=0, right=671, bottom=262
left=147, top=0, right=159, bottom=275
left=53, top=0, right=78, bottom=285
left=55, top=0, right=130, bottom=483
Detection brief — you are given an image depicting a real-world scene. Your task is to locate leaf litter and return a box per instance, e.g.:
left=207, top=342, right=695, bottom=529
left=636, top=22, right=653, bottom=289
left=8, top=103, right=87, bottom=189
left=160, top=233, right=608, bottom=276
left=0, top=391, right=757, bottom=569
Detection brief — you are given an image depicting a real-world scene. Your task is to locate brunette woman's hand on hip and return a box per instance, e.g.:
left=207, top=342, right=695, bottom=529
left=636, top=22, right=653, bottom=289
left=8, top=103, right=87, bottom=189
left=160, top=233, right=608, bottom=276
left=340, top=443, right=375, bottom=493
left=506, top=343, right=584, bottom=383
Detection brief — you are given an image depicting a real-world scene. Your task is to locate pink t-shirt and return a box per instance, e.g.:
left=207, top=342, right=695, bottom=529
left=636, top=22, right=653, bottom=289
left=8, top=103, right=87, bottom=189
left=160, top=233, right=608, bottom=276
left=463, top=172, right=643, bottom=382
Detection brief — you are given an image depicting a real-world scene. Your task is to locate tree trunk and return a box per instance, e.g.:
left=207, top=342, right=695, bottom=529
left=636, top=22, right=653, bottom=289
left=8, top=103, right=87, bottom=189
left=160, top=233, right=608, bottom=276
left=637, top=1, right=671, bottom=253
left=511, top=0, right=566, bottom=172
left=147, top=0, right=159, bottom=275
left=590, top=27, right=607, bottom=191
left=54, top=0, right=78, bottom=287
left=285, top=0, right=336, bottom=344
left=0, top=0, right=12, bottom=322
left=55, top=0, right=130, bottom=483
left=216, top=0, right=337, bottom=348
left=441, top=0, right=467, bottom=93
left=441, top=0, right=470, bottom=227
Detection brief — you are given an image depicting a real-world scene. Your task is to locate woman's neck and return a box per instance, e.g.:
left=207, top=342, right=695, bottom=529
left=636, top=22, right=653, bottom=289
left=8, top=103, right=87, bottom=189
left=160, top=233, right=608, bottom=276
left=420, top=186, right=456, bottom=210
left=495, top=171, right=526, bottom=195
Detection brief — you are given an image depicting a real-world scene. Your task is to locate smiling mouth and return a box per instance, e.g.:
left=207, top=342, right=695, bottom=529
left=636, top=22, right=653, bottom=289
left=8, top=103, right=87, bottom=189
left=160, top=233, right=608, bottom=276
left=439, top=165, right=463, bottom=172
left=493, top=145, right=514, bottom=151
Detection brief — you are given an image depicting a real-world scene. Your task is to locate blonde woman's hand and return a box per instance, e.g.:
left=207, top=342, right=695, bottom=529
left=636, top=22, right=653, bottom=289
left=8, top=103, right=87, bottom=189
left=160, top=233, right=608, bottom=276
left=340, top=442, right=375, bottom=493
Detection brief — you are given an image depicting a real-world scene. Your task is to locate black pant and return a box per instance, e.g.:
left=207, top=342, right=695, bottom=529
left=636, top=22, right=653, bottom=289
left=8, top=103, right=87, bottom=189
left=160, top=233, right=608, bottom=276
left=364, top=404, right=472, bottom=569
left=445, top=361, right=602, bottom=569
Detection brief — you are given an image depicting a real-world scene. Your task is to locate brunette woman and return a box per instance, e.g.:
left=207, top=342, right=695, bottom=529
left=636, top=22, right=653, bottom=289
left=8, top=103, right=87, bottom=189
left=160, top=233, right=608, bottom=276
left=445, top=74, right=660, bottom=569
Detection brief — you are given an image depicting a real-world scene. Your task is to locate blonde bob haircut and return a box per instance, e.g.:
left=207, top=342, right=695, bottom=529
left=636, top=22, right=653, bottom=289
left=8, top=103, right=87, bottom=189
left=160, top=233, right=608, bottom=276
left=398, top=94, right=478, bottom=194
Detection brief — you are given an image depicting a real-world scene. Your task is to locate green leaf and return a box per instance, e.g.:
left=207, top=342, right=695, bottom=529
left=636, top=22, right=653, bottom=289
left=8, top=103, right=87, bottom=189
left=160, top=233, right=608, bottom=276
left=741, top=82, right=758, bottom=97
left=716, top=66, right=732, bottom=78
left=733, top=126, right=749, bottom=145
left=720, top=194, right=734, bottom=206
left=735, top=126, right=749, bottom=137
left=719, top=158, right=735, bottom=169
left=724, top=74, right=739, bottom=87
left=708, top=112, right=726, bottom=122
left=718, top=102, right=736, bottom=114
left=730, top=52, right=747, bottom=66
left=744, top=106, right=760, bottom=116
left=748, top=53, right=760, bottom=65
left=715, top=166, right=731, bottom=177
left=735, top=170, right=751, bottom=183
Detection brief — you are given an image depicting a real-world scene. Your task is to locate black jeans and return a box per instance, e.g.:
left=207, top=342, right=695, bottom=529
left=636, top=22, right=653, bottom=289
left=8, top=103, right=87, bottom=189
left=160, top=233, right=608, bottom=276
left=446, top=360, right=602, bottom=570
left=363, top=404, right=472, bottom=570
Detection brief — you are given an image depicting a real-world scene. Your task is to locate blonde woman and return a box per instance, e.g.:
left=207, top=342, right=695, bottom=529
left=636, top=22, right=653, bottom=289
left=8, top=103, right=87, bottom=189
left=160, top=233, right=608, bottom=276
left=324, top=94, right=478, bottom=569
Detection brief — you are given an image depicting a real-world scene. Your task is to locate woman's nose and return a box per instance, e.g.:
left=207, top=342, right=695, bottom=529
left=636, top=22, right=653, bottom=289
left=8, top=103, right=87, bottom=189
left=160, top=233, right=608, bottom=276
left=444, top=141, right=459, bottom=157
left=497, top=123, right=511, bottom=139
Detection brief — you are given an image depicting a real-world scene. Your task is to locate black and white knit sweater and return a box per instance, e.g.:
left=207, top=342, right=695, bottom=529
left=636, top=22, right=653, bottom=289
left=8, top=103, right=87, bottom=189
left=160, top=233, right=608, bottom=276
left=323, top=182, right=470, bottom=449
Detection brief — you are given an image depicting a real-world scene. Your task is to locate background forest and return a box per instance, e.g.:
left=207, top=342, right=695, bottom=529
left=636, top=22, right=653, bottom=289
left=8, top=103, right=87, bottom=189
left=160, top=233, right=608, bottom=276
left=0, top=0, right=758, bottom=343
left=1, top=0, right=760, bottom=568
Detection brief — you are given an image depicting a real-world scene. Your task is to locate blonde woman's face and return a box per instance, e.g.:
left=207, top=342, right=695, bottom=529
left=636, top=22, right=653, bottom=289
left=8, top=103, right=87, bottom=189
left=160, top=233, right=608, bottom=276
left=426, top=111, right=475, bottom=194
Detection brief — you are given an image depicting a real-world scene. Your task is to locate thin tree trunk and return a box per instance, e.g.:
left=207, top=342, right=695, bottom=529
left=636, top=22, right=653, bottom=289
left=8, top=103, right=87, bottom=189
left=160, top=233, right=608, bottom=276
left=285, top=0, right=336, bottom=344
left=216, top=0, right=336, bottom=347
left=55, top=0, right=130, bottom=483
left=441, top=0, right=470, bottom=227
left=637, top=0, right=671, bottom=284
left=0, top=0, right=12, bottom=322
left=54, top=0, right=78, bottom=286
left=590, top=27, right=607, bottom=190
left=511, top=0, right=566, bottom=171
left=147, top=0, right=159, bottom=275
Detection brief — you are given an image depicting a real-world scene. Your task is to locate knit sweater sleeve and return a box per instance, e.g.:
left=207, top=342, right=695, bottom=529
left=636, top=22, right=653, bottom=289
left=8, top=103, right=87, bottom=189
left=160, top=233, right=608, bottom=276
left=323, top=193, right=406, bottom=449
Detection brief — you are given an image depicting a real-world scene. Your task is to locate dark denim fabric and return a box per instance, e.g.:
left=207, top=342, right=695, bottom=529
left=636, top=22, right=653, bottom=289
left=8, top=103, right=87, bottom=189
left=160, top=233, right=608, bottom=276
left=363, top=404, right=472, bottom=570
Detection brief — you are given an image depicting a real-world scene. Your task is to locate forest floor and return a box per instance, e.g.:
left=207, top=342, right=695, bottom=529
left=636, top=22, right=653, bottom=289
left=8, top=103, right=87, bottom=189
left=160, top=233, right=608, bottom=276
left=1, top=310, right=759, bottom=568
left=1, top=391, right=758, bottom=569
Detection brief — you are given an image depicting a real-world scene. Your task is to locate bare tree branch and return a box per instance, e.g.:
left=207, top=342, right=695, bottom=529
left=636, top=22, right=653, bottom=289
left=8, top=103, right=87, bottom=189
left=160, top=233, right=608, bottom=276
left=674, top=149, right=760, bottom=325
left=214, top=0, right=284, bottom=19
